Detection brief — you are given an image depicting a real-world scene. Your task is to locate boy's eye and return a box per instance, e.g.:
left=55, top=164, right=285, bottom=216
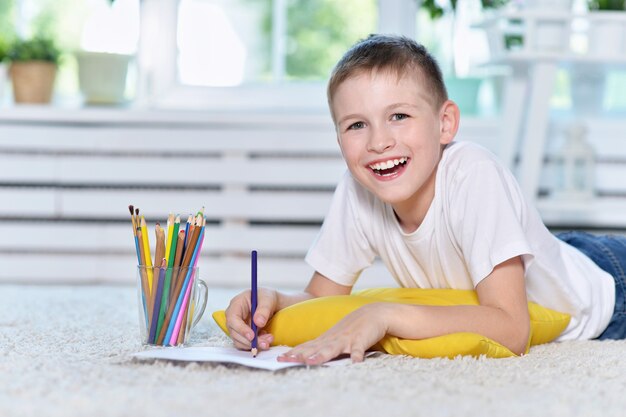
left=348, top=121, right=365, bottom=130
left=391, top=113, right=409, bottom=121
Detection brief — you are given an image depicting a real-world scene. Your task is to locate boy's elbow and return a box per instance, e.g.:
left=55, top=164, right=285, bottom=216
left=508, top=320, right=531, bottom=356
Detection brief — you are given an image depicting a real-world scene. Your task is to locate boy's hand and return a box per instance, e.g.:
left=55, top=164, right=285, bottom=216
left=225, top=287, right=278, bottom=351
left=277, top=303, right=390, bottom=365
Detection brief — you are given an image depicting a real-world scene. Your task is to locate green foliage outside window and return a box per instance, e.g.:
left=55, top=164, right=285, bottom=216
left=256, top=0, right=376, bottom=81
left=285, top=0, right=376, bottom=80
left=0, top=39, right=8, bottom=63
left=587, top=0, right=625, bottom=10
left=0, top=0, right=16, bottom=59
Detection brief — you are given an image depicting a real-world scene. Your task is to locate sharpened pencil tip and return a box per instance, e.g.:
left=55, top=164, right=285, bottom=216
left=251, top=348, right=258, bottom=358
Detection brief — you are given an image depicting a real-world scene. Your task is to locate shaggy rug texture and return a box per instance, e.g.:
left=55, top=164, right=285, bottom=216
left=1, top=284, right=626, bottom=417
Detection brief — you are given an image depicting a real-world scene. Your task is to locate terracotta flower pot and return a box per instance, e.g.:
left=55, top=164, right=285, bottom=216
left=10, top=61, right=57, bottom=104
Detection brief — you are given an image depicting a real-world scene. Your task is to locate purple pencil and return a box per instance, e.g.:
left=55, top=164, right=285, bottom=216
left=251, top=250, right=258, bottom=357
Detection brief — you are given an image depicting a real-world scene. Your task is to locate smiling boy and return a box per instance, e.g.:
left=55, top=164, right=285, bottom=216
left=225, top=35, right=623, bottom=364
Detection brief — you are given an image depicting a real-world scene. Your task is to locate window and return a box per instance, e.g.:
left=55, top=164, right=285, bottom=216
left=175, top=0, right=377, bottom=86
left=144, top=0, right=378, bottom=110
left=2, top=0, right=457, bottom=110
left=15, top=0, right=620, bottom=115
left=0, top=0, right=428, bottom=111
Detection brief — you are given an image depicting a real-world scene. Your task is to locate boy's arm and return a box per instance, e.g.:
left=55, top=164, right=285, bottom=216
left=225, top=271, right=351, bottom=350
left=278, top=256, right=530, bottom=364
left=386, top=256, right=530, bottom=354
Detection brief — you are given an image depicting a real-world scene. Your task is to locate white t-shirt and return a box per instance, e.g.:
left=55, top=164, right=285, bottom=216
left=305, top=141, right=615, bottom=340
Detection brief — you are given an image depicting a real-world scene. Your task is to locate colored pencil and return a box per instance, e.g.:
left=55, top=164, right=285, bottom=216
left=170, top=229, right=185, bottom=300
left=251, top=250, right=258, bottom=357
left=164, top=213, right=175, bottom=263
left=136, top=227, right=149, bottom=289
left=156, top=216, right=180, bottom=338
left=154, top=223, right=165, bottom=270
left=148, top=258, right=167, bottom=344
left=150, top=223, right=165, bottom=323
left=129, top=205, right=141, bottom=265
left=183, top=214, right=192, bottom=251
left=140, top=216, right=154, bottom=292
left=136, top=227, right=151, bottom=328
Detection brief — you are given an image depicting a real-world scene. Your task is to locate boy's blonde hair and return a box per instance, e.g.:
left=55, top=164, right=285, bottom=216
left=327, top=34, right=448, bottom=119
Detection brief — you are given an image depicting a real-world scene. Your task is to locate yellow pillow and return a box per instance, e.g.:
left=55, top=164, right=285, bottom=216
left=212, top=288, right=570, bottom=359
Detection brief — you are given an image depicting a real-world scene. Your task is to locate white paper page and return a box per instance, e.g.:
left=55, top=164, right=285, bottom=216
left=133, top=345, right=364, bottom=371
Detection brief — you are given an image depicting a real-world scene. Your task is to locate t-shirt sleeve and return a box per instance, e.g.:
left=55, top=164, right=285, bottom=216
left=448, top=160, right=534, bottom=287
left=305, top=173, right=377, bottom=287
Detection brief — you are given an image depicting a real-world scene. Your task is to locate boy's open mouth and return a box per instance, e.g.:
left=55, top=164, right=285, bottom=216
left=369, top=157, right=408, bottom=177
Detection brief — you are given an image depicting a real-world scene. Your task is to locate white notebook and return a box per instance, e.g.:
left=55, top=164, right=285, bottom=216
left=133, top=345, right=374, bottom=371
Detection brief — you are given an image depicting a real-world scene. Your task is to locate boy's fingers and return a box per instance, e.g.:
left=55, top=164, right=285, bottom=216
left=227, top=326, right=252, bottom=348
left=224, top=310, right=253, bottom=339
left=232, top=338, right=251, bottom=351
left=253, top=290, right=276, bottom=327
left=258, top=333, right=273, bottom=350
left=350, top=348, right=365, bottom=363
left=225, top=293, right=256, bottom=345
left=225, top=289, right=277, bottom=350
left=304, top=344, right=339, bottom=365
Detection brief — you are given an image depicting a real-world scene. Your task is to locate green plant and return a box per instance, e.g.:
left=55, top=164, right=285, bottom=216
left=481, top=0, right=510, bottom=9
left=8, top=36, right=61, bottom=64
left=588, top=0, right=625, bottom=10
left=420, top=0, right=456, bottom=19
left=0, top=38, right=8, bottom=63
left=421, top=0, right=509, bottom=19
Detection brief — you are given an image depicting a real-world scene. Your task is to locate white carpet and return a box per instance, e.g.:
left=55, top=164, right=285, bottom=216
left=1, top=284, right=626, bottom=417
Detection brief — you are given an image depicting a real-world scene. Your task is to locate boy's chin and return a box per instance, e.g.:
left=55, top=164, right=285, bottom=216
left=368, top=186, right=416, bottom=206
left=353, top=172, right=419, bottom=205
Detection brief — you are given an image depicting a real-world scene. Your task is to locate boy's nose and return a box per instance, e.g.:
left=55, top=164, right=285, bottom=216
left=367, top=128, right=395, bottom=153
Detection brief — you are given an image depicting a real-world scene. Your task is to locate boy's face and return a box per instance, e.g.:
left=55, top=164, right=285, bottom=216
left=331, top=69, right=458, bottom=209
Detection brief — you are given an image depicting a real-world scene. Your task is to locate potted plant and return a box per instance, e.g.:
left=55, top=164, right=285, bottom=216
left=8, top=36, right=61, bottom=104
left=76, top=0, right=136, bottom=105
left=76, top=50, right=133, bottom=105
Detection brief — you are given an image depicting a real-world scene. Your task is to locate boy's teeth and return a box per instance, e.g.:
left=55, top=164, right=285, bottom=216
left=370, top=157, right=407, bottom=171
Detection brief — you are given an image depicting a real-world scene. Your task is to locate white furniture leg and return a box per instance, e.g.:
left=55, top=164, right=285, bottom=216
left=499, top=63, right=529, bottom=171
left=518, top=61, right=558, bottom=203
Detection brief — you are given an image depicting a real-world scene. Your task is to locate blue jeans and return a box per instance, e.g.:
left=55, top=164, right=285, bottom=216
left=556, top=231, right=626, bottom=340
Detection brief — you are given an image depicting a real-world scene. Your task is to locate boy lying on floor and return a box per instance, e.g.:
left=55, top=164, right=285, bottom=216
left=224, top=34, right=625, bottom=364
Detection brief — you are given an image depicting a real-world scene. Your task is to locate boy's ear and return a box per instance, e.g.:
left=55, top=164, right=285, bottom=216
left=439, top=100, right=460, bottom=145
